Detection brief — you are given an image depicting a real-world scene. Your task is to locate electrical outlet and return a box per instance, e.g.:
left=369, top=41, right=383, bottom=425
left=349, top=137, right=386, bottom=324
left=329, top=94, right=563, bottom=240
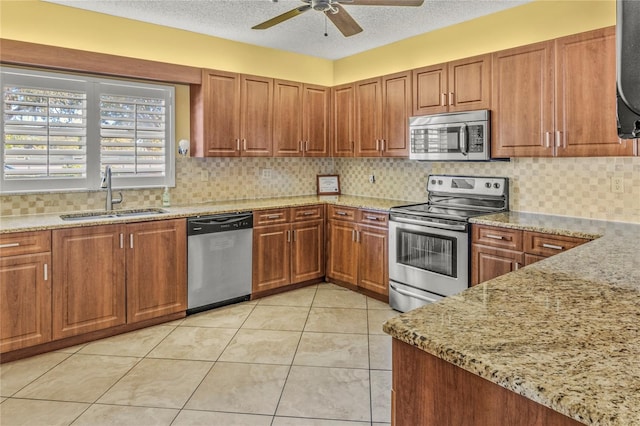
left=369, top=175, right=375, bottom=184
left=611, top=176, right=624, bottom=193
left=200, top=170, right=208, bottom=182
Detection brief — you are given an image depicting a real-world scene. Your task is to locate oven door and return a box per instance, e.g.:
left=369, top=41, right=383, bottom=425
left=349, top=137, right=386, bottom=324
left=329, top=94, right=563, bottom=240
left=389, top=217, right=469, bottom=298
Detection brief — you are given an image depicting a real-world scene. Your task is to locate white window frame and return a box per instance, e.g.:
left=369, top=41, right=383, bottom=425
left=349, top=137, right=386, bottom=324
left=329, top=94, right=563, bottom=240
left=1, top=66, right=175, bottom=194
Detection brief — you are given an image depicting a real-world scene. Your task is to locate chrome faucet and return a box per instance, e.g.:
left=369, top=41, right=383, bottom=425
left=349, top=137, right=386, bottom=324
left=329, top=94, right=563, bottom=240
left=100, top=165, right=123, bottom=211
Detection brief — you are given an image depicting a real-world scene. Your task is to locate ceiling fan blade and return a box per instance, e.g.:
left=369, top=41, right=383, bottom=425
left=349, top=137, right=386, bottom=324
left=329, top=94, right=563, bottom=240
left=338, top=0, right=424, bottom=6
left=252, top=5, right=312, bottom=30
left=325, top=4, right=363, bottom=37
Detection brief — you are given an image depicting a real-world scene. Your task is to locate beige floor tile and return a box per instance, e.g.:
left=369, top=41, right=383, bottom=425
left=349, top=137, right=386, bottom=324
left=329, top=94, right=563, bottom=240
left=318, top=283, right=350, bottom=292
left=242, top=305, right=310, bottom=331
left=368, top=308, right=399, bottom=335
left=305, top=307, right=368, bottom=334
left=257, top=285, right=317, bottom=307
left=54, top=343, right=87, bottom=354
left=366, top=296, right=392, bottom=310
left=370, top=370, right=392, bottom=423
left=78, top=325, right=176, bottom=357
left=146, top=326, right=236, bottom=361
left=72, top=404, right=178, bottom=425
left=173, top=410, right=273, bottom=425
left=185, top=362, right=289, bottom=415
left=0, top=352, right=70, bottom=397
left=14, top=354, right=139, bottom=403
left=369, top=334, right=392, bottom=371
left=293, top=332, right=369, bottom=369
left=313, top=288, right=367, bottom=309
left=181, top=303, right=255, bottom=328
left=219, top=329, right=301, bottom=365
left=98, top=358, right=212, bottom=409
left=273, top=418, right=369, bottom=425
left=0, top=398, right=89, bottom=426
left=276, top=366, right=371, bottom=422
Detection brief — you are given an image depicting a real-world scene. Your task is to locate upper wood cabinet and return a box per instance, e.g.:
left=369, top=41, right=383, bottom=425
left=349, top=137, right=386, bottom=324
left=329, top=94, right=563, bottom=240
left=191, top=69, right=273, bottom=157
left=412, top=54, right=491, bottom=116
left=331, top=83, right=356, bottom=157
left=354, top=72, right=411, bottom=157
left=273, top=80, right=329, bottom=157
left=492, top=27, right=633, bottom=158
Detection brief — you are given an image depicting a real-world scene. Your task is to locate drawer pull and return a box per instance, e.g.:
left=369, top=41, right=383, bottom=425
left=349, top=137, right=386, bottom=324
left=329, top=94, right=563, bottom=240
left=542, top=243, right=564, bottom=251
left=302, top=211, right=315, bottom=216
left=485, top=234, right=504, bottom=240
left=336, top=211, right=348, bottom=216
left=0, top=242, right=20, bottom=248
left=365, top=215, right=379, bottom=221
left=267, top=214, right=282, bottom=219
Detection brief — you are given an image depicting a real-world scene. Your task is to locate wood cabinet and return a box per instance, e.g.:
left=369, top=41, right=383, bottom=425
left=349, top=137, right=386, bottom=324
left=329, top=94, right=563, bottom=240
left=354, top=72, right=411, bottom=157
left=253, top=205, right=324, bottom=295
left=412, top=54, right=491, bottom=116
left=326, top=206, right=389, bottom=298
left=52, top=219, right=186, bottom=339
left=191, top=69, right=273, bottom=157
left=392, top=338, right=583, bottom=426
left=1, top=231, right=52, bottom=353
left=471, top=224, right=590, bottom=285
left=492, top=27, right=633, bottom=158
left=331, top=83, right=356, bottom=157
left=273, top=80, right=329, bottom=157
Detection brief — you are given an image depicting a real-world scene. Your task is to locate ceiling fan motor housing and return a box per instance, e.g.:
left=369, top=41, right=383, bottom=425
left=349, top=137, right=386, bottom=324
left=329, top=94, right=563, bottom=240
left=311, top=0, right=337, bottom=13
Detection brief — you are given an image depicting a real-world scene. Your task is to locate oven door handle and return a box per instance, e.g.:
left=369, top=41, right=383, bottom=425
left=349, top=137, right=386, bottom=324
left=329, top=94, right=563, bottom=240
left=390, top=283, right=441, bottom=303
left=391, top=216, right=467, bottom=232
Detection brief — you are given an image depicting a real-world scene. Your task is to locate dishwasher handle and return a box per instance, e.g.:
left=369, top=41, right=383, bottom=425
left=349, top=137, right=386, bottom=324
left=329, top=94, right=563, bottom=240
left=188, top=212, right=253, bottom=235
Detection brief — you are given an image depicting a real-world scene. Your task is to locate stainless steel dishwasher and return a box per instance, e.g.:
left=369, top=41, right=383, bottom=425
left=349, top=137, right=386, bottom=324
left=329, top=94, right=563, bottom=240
left=187, top=212, right=253, bottom=314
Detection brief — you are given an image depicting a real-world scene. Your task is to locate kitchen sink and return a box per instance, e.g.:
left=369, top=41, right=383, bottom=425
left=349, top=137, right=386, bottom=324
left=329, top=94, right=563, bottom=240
left=60, top=208, right=167, bottom=221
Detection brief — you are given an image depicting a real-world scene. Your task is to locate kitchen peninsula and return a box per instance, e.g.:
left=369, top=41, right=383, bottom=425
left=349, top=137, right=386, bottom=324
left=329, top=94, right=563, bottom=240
left=384, top=212, right=640, bottom=425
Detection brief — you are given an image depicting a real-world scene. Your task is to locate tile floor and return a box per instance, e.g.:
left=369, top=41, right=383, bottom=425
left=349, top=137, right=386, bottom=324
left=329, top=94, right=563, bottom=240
left=0, top=283, right=399, bottom=426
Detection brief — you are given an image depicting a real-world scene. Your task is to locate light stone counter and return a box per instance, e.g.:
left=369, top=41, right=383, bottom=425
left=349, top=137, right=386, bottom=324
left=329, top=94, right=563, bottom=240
left=0, top=195, right=408, bottom=234
left=384, top=212, right=640, bottom=426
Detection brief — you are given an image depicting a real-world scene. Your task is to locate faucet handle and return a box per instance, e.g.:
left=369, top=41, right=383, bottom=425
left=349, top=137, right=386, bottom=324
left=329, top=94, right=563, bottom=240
left=113, top=192, right=123, bottom=206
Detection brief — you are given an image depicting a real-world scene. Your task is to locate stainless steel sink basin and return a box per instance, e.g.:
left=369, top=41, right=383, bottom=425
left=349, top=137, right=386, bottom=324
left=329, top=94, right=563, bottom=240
left=60, top=208, right=167, bottom=221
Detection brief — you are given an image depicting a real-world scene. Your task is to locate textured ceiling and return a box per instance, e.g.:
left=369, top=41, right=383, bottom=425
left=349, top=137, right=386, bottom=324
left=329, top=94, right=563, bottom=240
left=45, top=0, right=532, bottom=60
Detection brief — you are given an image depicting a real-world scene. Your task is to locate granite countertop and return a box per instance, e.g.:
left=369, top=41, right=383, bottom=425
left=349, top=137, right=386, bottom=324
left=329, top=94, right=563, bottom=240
left=0, top=195, right=407, bottom=234
left=384, top=212, right=640, bottom=426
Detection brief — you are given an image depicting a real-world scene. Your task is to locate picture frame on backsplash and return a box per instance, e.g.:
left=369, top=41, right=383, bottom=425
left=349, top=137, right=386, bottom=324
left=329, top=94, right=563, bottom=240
left=317, top=175, right=341, bottom=195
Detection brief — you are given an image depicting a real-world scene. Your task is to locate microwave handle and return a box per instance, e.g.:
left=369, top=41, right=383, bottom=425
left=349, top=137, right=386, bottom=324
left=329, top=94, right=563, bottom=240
left=460, top=123, right=468, bottom=156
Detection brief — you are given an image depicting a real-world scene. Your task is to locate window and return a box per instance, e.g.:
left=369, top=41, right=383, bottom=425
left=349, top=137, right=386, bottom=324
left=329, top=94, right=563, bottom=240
left=1, top=67, right=175, bottom=194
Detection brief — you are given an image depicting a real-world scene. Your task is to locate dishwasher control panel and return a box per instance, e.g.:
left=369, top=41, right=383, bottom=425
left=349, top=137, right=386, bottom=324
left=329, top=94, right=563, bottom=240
left=187, top=212, right=253, bottom=235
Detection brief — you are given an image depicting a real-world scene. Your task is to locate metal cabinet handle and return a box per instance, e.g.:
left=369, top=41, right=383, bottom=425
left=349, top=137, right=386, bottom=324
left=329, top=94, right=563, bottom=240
left=243, top=139, right=247, bottom=151
left=514, top=262, right=520, bottom=270
left=555, top=131, right=562, bottom=148
left=441, top=93, right=447, bottom=106
left=336, top=211, right=348, bottom=216
left=302, top=211, right=315, bottom=216
left=380, top=139, right=385, bottom=152
left=44, top=263, right=48, bottom=281
left=390, top=283, right=440, bottom=303
left=293, top=230, right=297, bottom=242
left=542, top=243, right=564, bottom=251
left=236, top=138, right=240, bottom=151
left=352, top=229, right=356, bottom=242
left=545, top=132, right=551, bottom=148
left=375, top=139, right=380, bottom=151
left=305, top=141, right=309, bottom=152
left=356, top=230, right=360, bottom=243
left=449, top=92, right=454, bottom=106
left=129, top=234, right=134, bottom=249
left=267, top=214, right=282, bottom=219
left=287, top=230, right=291, bottom=243
left=485, top=234, right=504, bottom=240
left=0, top=242, right=20, bottom=248
left=120, top=233, right=124, bottom=249
left=365, top=215, right=379, bottom=221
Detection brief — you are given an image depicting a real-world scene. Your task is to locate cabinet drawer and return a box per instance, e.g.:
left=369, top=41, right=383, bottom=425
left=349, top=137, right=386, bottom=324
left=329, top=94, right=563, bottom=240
left=291, top=205, right=324, bottom=222
left=358, top=210, right=388, bottom=226
left=524, top=231, right=590, bottom=257
left=327, top=205, right=357, bottom=221
left=0, top=231, right=51, bottom=257
left=472, top=225, right=523, bottom=251
left=254, top=208, right=290, bottom=226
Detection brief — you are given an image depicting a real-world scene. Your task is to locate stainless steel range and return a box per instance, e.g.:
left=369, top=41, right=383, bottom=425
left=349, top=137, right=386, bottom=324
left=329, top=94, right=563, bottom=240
left=389, top=175, right=509, bottom=312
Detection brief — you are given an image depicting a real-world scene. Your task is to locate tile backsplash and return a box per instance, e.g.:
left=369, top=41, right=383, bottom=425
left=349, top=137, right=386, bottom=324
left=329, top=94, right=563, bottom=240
left=1, top=156, right=639, bottom=224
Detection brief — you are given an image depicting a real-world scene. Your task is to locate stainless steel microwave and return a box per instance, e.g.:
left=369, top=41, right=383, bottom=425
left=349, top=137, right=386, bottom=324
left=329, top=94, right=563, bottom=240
left=409, top=109, right=490, bottom=161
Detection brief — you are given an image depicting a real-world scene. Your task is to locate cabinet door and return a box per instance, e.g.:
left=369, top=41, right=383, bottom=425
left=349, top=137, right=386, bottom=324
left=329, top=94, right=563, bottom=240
left=326, top=220, right=358, bottom=285
left=53, top=225, right=126, bottom=339
left=126, top=219, right=187, bottom=324
left=253, top=224, right=291, bottom=292
left=273, top=80, right=303, bottom=156
left=331, top=84, right=355, bottom=157
left=291, top=219, right=324, bottom=284
left=492, top=41, right=555, bottom=158
left=447, top=54, right=491, bottom=112
left=192, top=69, right=241, bottom=157
left=303, top=84, right=330, bottom=157
left=1, top=253, right=51, bottom=352
left=357, top=224, right=388, bottom=296
left=241, top=74, right=273, bottom=156
left=471, top=245, right=523, bottom=286
left=412, top=63, right=448, bottom=115
left=555, top=27, right=634, bottom=156
left=355, top=78, right=383, bottom=157
left=382, top=72, right=411, bottom=157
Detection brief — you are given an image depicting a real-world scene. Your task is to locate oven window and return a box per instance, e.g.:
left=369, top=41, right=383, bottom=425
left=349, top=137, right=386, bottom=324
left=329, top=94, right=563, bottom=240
left=396, top=229, right=457, bottom=277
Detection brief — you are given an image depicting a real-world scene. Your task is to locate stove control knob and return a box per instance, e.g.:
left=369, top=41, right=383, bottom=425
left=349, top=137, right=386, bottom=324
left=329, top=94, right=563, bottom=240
left=493, top=182, right=501, bottom=189
left=485, top=182, right=492, bottom=188
left=437, top=179, right=443, bottom=185
left=431, top=179, right=436, bottom=185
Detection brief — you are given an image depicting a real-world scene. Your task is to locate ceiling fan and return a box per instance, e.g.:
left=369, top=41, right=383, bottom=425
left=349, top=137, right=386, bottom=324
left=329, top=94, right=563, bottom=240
left=252, top=0, right=425, bottom=37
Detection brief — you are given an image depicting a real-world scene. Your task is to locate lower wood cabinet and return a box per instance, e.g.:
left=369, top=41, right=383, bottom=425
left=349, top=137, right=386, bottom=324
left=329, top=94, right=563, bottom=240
left=252, top=205, right=324, bottom=295
left=326, top=206, right=389, bottom=299
left=471, top=224, right=590, bottom=285
left=0, top=231, right=52, bottom=353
